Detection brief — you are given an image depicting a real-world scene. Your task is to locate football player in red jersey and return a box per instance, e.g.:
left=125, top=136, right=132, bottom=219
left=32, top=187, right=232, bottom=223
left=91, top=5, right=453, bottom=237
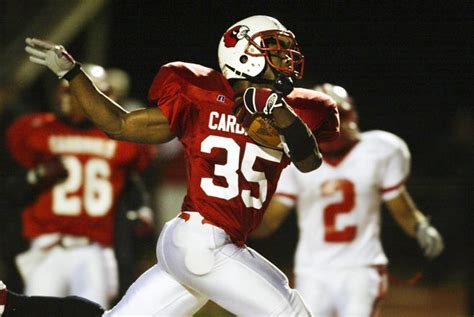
left=4, top=64, right=155, bottom=310
left=3, top=15, right=339, bottom=316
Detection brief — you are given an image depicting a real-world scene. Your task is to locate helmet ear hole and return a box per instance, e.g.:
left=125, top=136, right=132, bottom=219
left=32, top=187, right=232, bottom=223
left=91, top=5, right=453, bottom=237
left=239, top=55, right=248, bottom=64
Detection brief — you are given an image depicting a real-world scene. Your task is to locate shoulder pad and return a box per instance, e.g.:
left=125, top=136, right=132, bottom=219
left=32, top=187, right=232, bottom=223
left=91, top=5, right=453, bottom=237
left=148, top=62, right=233, bottom=104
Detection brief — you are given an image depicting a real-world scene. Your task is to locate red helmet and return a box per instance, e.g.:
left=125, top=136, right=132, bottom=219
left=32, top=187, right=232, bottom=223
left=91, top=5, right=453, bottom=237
left=54, top=63, right=111, bottom=127
left=314, top=83, right=360, bottom=156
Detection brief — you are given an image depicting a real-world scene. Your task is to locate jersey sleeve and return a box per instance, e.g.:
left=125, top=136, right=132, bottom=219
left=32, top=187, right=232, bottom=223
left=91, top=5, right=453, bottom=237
left=148, top=65, right=195, bottom=139
left=313, top=98, right=340, bottom=143
left=6, top=115, right=37, bottom=168
left=379, top=133, right=411, bottom=201
left=291, top=90, right=340, bottom=143
left=274, top=164, right=300, bottom=207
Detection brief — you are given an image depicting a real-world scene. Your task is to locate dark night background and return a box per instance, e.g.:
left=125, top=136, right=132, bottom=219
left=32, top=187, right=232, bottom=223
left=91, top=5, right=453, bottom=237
left=1, top=0, right=473, bottom=315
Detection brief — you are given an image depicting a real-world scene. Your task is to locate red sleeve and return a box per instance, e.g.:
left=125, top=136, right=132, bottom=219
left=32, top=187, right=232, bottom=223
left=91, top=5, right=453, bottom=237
left=6, top=114, right=37, bottom=168
left=290, top=89, right=340, bottom=143
left=313, top=98, right=340, bottom=143
left=148, top=65, right=195, bottom=138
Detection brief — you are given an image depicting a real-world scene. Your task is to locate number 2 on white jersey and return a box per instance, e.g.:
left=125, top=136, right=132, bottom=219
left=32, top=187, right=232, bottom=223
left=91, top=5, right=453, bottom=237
left=200, top=135, right=283, bottom=209
left=52, top=156, right=113, bottom=217
left=321, top=179, right=357, bottom=242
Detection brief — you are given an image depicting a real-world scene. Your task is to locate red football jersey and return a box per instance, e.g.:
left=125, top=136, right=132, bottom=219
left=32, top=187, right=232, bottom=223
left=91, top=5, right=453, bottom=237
left=149, top=62, right=339, bottom=245
left=6, top=113, right=155, bottom=245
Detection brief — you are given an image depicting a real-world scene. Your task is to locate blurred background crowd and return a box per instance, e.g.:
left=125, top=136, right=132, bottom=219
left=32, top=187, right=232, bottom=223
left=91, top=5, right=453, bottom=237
left=0, top=1, right=472, bottom=316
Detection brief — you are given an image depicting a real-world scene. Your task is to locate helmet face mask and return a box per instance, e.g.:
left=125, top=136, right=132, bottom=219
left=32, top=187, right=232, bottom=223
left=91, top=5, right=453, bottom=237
left=218, top=15, right=305, bottom=81
left=246, top=29, right=304, bottom=79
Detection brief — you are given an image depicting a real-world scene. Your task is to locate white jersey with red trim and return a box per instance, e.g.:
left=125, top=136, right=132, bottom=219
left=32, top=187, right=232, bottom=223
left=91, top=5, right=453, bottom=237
left=275, top=130, right=410, bottom=271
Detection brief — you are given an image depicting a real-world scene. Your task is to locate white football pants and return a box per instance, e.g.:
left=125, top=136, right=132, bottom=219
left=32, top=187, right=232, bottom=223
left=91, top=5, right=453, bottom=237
left=20, top=240, right=116, bottom=308
left=105, top=212, right=310, bottom=316
left=295, top=265, right=387, bottom=317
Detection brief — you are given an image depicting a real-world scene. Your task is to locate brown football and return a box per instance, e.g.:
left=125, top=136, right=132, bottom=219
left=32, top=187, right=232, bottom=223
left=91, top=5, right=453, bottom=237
left=246, top=114, right=282, bottom=150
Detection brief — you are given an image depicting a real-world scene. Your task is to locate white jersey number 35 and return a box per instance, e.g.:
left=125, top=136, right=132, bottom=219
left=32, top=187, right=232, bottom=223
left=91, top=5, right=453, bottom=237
left=200, top=135, right=283, bottom=210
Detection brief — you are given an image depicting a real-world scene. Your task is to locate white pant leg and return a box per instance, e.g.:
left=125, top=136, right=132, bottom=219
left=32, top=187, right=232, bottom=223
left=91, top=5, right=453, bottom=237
left=157, top=213, right=311, bottom=317
left=296, top=266, right=387, bottom=317
left=24, top=244, right=112, bottom=308
left=24, top=246, right=68, bottom=297
left=104, top=263, right=208, bottom=317
left=337, top=266, right=387, bottom=317
left=295, top=271, right=334, bottom=317
left=69, top=245, right=111, bottom=308
left=23, top=243, right=111, bottom=307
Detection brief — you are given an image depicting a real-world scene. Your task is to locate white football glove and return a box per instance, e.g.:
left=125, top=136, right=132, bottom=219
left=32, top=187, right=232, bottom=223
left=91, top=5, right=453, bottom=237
left=416, top=219, right=444, bottom=259
left=25, top=38, right=77, bottom=79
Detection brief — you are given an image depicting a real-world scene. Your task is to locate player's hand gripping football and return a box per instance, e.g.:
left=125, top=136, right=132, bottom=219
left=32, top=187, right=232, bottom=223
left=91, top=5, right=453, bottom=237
left=27, top=156, right=68, bottom=189
left=25, top=38, right=77, bottom=78
left=233, top=87, right=288, bottom=127
left=416, top=219, right=444, bottom=259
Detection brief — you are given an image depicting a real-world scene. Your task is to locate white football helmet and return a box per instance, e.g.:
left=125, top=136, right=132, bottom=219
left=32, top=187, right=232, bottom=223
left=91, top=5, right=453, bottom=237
left=218, top=15, right=304, bottom=81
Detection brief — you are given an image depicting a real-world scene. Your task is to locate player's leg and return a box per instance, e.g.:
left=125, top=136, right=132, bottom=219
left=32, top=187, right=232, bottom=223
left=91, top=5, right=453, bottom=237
left=104, top=263, right=208, bottom=316
left=21, top=247, right=68, bottom=297
left=336, top=266, right=387, bottom=317
left=294, top=270, right=335, bottom=317
left=1, top=281, right=105, bottom=317
left=157, top=212, right=311, bottom=316
left=208, top=245, right=311, bottom=316
left=68, top=245, right=111, bottom=308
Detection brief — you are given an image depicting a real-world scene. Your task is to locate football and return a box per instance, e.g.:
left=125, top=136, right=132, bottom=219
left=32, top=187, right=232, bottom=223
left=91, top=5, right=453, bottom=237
left=246, top=113, right=282, bottom=150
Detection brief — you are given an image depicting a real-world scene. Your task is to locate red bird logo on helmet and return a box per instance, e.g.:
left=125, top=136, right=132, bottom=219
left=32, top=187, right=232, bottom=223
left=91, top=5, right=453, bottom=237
left=223, top=25, right=250, bottom=47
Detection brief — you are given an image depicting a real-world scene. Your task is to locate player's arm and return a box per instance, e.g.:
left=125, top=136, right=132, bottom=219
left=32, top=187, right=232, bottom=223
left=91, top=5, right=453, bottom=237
left=385, top=189, right=424, bottom=237
left=251, top=198, right=293, bottom=238
left=24, top=38, right=175, bottom=144
left=272, top=106, right=323, bottom=173
left=385, top=188, right=444, bottom=259
left=69, top=72, right=174, bottom=143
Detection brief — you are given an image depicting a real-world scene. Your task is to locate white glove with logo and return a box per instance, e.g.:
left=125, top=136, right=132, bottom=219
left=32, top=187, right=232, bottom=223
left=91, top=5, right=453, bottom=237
left=25, top=38, right=78, bottom=79
left=416, top=219, right=444, bottom=259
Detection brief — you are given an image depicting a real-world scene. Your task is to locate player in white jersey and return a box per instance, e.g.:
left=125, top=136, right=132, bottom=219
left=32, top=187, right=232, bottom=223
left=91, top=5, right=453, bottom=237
left=254, top=83, right=444, bottom=317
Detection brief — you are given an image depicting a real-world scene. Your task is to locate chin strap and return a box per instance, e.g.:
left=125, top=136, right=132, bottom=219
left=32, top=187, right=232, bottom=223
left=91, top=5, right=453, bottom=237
left=273, top=73, right=294, bottom=96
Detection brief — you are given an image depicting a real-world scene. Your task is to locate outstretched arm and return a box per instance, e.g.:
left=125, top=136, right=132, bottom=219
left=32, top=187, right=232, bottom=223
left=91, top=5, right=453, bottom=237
left=25, top=38, right=175, bottom=144
left=70, top=72, right=174, bottom=143
left=385, top=188, right=444, bottom=259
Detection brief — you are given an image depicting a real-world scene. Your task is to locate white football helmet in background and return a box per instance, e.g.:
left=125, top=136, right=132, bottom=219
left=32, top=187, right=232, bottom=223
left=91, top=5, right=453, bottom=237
left=54, top=63, right=111, bottom=125
left=218, top=15, right=304, bottom=81
left=313, top=83, right=360, bottom=155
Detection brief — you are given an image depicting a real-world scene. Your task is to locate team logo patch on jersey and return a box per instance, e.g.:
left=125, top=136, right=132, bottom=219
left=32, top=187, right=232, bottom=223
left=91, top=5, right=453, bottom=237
left=223, top=25, right=249, bottom=47
left=216, top=95, right=226, bottom=102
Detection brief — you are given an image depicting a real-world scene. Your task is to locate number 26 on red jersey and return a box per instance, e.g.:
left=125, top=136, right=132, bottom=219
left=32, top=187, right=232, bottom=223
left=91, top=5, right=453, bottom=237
left=53, top=156, right=113, bottom=217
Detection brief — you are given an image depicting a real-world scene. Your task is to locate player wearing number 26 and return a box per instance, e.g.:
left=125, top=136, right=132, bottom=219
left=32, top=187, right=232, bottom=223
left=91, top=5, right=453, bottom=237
left=5, top=64, right=154, bottom=308
left=254, top=83, right=444, bottom=317
left=20, top=15, right=340, bottom=316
